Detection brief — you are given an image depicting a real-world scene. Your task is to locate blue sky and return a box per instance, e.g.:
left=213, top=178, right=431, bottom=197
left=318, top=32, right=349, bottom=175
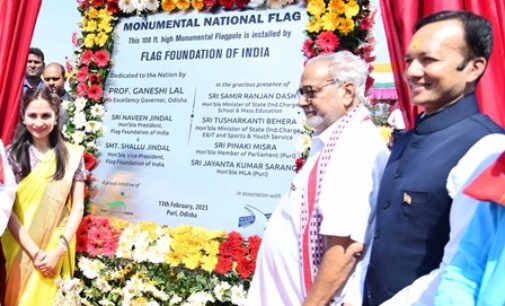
left=31, top=1, right=80, bottom=65
left=31, top=0, right=390, bottom=66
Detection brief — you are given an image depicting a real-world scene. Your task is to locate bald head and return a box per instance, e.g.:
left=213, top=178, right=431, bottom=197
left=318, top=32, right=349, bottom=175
left=43, top=63, right=66, bottom=97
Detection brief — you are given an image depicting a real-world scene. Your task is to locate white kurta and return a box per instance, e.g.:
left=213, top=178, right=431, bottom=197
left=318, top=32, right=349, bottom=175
left=0, top=140, right=16, bottom=235
left=246, top=108, right=390, bottom=306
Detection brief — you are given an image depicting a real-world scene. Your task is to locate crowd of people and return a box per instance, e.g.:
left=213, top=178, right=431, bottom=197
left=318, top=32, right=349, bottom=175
left=0, top=8, right=503, bottom=306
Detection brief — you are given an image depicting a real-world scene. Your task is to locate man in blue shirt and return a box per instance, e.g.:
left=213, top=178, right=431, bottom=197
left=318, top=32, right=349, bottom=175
left=435, top=149, right=505, bottom=306
left=363, top=10, right=504, bottom=306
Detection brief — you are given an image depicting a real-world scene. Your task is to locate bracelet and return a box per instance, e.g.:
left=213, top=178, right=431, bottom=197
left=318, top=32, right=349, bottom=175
left=32, top=249, right=41, bottom=262
left=59, top=235, right=70, bottom=251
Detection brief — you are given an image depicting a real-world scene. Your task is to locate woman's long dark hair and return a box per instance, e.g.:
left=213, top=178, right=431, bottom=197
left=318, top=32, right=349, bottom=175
left=10, top=88, right=68, bottom=180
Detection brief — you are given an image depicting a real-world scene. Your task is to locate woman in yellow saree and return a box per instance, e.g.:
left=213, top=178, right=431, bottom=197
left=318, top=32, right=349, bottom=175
left=1, top=88, right=85, bottom=306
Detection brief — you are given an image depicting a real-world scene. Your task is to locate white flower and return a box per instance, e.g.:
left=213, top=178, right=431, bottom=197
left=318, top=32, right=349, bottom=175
left=140, top=0, right=159, bottom=11
left=230, top=285, right=247, bottom=306
left=213, top=281, right=231, bottom=302
left=119, top=0, right=137, bottom=13
left=169, top=295, right=182, bottom=305
left=74, top=97, right=88, bottom=112
left=98, top=298, right=115, bottom=306
left=248, top=0, right=266, bottom=7
left=186, top=291, right=214, bottom=306
left=96, top=278, right=112, bottom=292
left=295, top=133, right=312, bottom=153
left=145, top=285, right=169, bottom=301
left=61, top=100, right=72, bottom=111
left=73, top=112, right=87, bottom=129
left=78, top=257, right=105, bottom=279
left=72, top=131, right=86, bottom=144
left=90, top=104, right=106, bottom=118
left=85, top=120, right=103, bottom=133
left=86, top=140, right=97, bottom=151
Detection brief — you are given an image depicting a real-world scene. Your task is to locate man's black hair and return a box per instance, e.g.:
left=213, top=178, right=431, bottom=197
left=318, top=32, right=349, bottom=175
left=415, top=10, right=493, bottom=62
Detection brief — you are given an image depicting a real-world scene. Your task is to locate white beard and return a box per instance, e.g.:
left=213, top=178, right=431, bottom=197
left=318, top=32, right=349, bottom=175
left=306, top=114, right=325, bottom=132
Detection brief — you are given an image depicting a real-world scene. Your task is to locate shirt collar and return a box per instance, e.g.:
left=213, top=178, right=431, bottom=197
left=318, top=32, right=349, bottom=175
left=415, top=94, right=480, bottom=134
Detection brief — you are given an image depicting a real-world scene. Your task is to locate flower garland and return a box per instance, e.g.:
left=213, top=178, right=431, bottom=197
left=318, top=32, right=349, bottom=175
left=73, top=216, right=261, bottom=305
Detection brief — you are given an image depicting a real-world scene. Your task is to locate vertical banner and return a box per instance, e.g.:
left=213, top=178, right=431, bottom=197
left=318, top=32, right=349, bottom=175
left=93, top=6, right=307, bottom=236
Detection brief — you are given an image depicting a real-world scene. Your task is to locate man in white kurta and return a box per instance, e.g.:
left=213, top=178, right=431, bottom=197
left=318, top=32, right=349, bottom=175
left=247, top=52, right=389, bottom=306
left=0, top=139, right=16, bottom=235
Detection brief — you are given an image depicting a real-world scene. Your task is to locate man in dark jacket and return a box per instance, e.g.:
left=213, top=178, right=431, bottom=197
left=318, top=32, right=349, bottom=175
left=363, top=10, right=504, bottom=306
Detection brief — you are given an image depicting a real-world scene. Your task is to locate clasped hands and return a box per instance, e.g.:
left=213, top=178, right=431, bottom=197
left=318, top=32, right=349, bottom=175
left=32, top=247, right=64, bottom=278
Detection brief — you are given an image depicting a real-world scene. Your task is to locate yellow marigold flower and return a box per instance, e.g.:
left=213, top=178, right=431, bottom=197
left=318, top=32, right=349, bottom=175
left=306, top=0, right=326, bottom=17
left=192, top=0, right=205, bottom=10
left=345, top=0, right=360, bottom=18
left=98, top=8, right=112, bottom=19
left=201, top=255, right=218, bottom=273
left=208, top=229, right=226, bottom=239
left=161, top=0, right=176, bottom=11
left=328, top=0, right=346, bottom=15
left=95, top=32, right=109, bottom=47
left=87, top=7, right=99, bottom=19
left=321, top=11, right=340, bottom=31
left=307, top=15, right=323, bottom=33
left=166, top=251, right=183, bottom=266
left=183, top=253, right=202, bottom=270
left=83, top=20, right=97, bottom=32
left=110, top=217, right=129, bottom=230
left=98, top=20, right=112, bottom=33
left=338, top=17, right=355, bottom=35
left=173, top=224, right=192, bottom=235
left=175, top=0, right=191, bottom=10
left=133, top=297, right=148, bottom=305
left=203, top=240, right=220, bottom=256
left=84, top=33, right=96, bottom=48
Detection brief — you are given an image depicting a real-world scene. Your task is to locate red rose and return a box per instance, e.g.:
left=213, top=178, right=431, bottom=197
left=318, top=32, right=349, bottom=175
left=218, top=0, right=233, bottom=9
left=107, top=0, right=120, bottom=14
left=83, top=152, right=97, bottom=170
left=295, top=157, right=305, bottom=173
left=94, top=50, right=110, bottom=68
left=87, top=84, right=104, bottom=101
left=234, top=0, right=249, bottom=8
left=77, top=82, right=88, bottom=97
left=81, top=50, right=93, bottom=66
left=204, top=0, right=217, bottom=7
left=92, top=0, right=106, bottom=7
left=248, top=235, right=262, bottom=260
left=89, top=73, right=102, bottom=84
left=227, top=231, right=244, bottom=244
left=77, top=66, right=89, bottom=83
left=215, top=255, right=233, bottom=274
left=84, top=185, right=90, bottom=199
left=77, top=0, right=90, bottom=10
left=219, top=239, right=234, bottom=257
left=236, top=258, right=255, bottom=279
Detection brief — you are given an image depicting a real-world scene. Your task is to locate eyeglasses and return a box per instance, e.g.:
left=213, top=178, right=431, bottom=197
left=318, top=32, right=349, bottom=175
left=298, top=79, right=339, bottom=99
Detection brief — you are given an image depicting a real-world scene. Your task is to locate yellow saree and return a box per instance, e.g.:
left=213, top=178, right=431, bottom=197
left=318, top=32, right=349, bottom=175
left=1, top=143, right=83, bottom=306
